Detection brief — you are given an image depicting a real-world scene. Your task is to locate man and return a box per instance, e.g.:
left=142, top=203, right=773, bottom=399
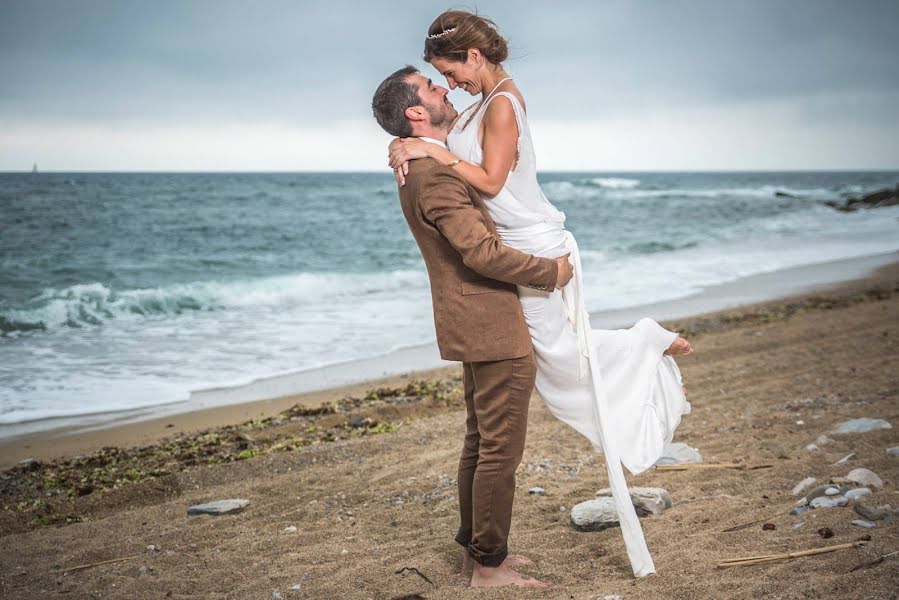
left=371, top=65, right=573, bottom=589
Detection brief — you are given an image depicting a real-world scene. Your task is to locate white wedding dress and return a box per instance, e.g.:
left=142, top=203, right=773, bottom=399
left=446, top=78, right=691, bottom=577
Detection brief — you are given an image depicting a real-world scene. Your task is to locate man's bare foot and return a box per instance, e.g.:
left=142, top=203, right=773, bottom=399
left=664, top=336, right=693, bottom=356
left=461, top=551, right=530, bottom=574
left=470, top=562, right=552, bottom=589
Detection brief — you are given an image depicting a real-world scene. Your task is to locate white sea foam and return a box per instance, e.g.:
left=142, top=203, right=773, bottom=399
left=589, top=177, right=640, bottom=189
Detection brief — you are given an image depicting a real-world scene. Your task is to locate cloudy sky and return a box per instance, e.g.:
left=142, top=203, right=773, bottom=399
left=1, top=0, right=897, bottom=171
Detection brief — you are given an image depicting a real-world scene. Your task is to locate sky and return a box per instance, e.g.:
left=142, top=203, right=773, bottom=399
left=1, top=0, right=898, bottom=171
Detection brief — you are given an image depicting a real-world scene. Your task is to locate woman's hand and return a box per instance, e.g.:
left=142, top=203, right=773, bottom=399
left=387, top=138, right=433, bottom=186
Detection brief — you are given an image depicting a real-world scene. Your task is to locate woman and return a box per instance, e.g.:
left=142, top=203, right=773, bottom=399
left=388, top=10, right=693, bottom=578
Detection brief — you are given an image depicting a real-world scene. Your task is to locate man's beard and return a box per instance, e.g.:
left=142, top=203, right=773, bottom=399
left=425, top=100, right=457, bottom=131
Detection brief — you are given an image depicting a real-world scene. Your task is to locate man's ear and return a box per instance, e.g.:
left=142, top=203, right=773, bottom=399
left=404, top=105, right=426, bottom=122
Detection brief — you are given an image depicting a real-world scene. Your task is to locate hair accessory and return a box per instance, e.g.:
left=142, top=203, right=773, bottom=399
left=427, top=27, right=456, bottom=40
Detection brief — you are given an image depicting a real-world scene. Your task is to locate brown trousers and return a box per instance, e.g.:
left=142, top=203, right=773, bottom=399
left=454, top=350, right=537, bottom=567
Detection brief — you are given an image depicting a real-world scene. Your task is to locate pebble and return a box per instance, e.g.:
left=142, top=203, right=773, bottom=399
left=845, top=488, right=872, bottom=501
left=816, top=435, right=834, bottom=445
left=846, top=468, right=883, bottom=488
left=805, top=484, right=838, bottom=503
left=283, top=526, right=298, bottom=533
left=570, top=498, right=620, bottom=532
left=789, top=505, right=810, bottom=516
left=528, top=487, right=546, bottom=495
left=272, top=592, right=284, bottom=600
left=851, top=519, right=877, bottom=529
left=187, top=499, right=249, bottom=516
left=832, top=453, right=856, bottom=465
left=791, top=477, right=816, bottom=495
left=824, top=487, right=841, bottom=496
left=147, top=544, right=159, bottom=552
left=887, top=446, right=899, bottom=457
left=832, top=418, right=892, bottom=434
left=810, top=495, right=848, bottom=509
left=854, top=497, right=898, bottom=521
left=289, top=584, right=302, bottom=590
left=595, top=487, right=672, bottom=516
left=654, top=442, right=703, bottom=466
left=792, top=521, right=806, bottom=529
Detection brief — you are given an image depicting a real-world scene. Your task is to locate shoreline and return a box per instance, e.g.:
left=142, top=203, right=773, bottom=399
left=0, top=252, right=896, bottom=470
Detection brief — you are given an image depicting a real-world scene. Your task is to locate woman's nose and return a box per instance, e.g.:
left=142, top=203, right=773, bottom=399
left=447, top=80, right=457, bottom=90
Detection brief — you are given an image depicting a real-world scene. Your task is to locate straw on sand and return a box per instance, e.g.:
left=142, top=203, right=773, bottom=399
left=716, top=540, right=867, bottom=568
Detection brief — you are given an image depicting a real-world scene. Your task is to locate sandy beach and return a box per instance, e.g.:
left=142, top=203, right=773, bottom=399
left=2, top=261, right=898, bottom=599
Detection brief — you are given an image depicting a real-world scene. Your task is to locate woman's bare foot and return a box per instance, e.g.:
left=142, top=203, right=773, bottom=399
left=664, top=336, right=693, bottom=356
left=470, top=562, right=552, bottom=589
left=461, top=551, right=530, bottom=574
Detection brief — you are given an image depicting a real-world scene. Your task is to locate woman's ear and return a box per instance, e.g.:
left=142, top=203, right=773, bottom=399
left=467, top=48, right=482, bottom=66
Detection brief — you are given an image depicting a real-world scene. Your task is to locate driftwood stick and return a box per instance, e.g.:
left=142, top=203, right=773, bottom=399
left=721, top=515, right=778, bottom=533
left=849, top=550, right=899, bottom=573
left=655, top=463, right=773, bottom=472
left=717, top=541, right=866, bottom=568
left=395, top=566, right=433, bottom=585
left=53, top=554, right=141, bottom=574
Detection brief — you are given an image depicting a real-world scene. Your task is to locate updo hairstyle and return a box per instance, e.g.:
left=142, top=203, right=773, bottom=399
left=423, top=10, right=509, bottom=65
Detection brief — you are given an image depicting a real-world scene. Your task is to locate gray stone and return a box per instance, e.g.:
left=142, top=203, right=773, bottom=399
left=887, top=446, right=899, bottom=457
left=846, top=468, right=883, bottom=488
left=832, top=453, right=856, bottom=465
left=595, top=487, right=672, bottom=516
left=792, top=521, right=806, bottom=528
left=810, top=495, right=848, bottom=509
left=845, top=488, right=872, bottom=501
left=832, top=418, right=892, bottom=434
left=851, top=519, right=877, bottom=529
left=791, top=477, right=816, bottom=495
left=653, top=442, right=703, bottom=466
left=854, top=497, right=898, bottom=521
left=816, top=435, right=834, bottom=446
left=571, top=498, right=623, bottom=532
left=824, top=487, right=841, bottom=496
left=283, top=526, right=298, bottom=533
left=789, top=505, right=810, bottom=516
left=187, top=499, right=250, bottom=516
left=805, top=484, right=838, bottom=503
left=528, top=487, right=546, bottom=495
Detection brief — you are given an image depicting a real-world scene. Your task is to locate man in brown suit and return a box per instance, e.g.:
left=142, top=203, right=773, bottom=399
left=372, top=66, right=572, bottom=589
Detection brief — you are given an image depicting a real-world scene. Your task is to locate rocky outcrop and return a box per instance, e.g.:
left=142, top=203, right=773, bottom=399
left=824, top=185, right=899, bottom=212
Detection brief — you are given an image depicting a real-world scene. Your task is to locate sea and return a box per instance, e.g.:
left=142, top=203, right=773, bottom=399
left=1, top=171, right=898, bottom=430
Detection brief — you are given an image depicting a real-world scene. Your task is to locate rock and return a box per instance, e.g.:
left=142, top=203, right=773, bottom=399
left=790, top=505, right=810, bottom=516
left=887, top=446, right=899, bottom=457
left=824, top=185, right=899, bottom=211
left=851, top=519, right=877, bottom=529
left=595, top=487, right=673, bottom=516
left=832, top=453, right=856, bottom=465
left=272, top=592, right=284, bottom=600
left=792, top=477, right=816, bottom=495
left=832, top=418, right=892, bottom=434
left=792, top=521, right=806, bottom=529
left=288, top=584, right=302, bottom=590
left=854, top=497, right=898, bottom=521
left=147, top=544, right=159, bottom=552
left=817, top=527, right=834, bottom=538
left=187, top=499, right=250, bottom=516
left=775, top=190, right=797, bottom=198
left=805, top=484, right=838, bottom=503
left=845, top=488, right=872, bottom=501
left=571, top=498, right=626, bottom=532
left=283, top=526, right=298, bottom=533
left=654, top=442, right=703, bottom=465
left=824, top=487, right=841, bottom=496
left=596, top=595, right=623, bottom=600
left=816, top=435, right=834, bottom=445
left=528, top=487, right=546, bottom=495
left=846, top=468, right=883, bottom=488
left=810, top=495, right=848, bottom=509
left=804, top=444, right=820, bottom=452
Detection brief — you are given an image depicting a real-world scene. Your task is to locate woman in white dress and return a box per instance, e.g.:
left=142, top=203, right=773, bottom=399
left=388, top=10, right=693, bottom=579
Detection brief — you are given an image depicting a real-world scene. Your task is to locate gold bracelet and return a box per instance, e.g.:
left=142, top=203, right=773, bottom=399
left=447, top=158, right=462, bottom=168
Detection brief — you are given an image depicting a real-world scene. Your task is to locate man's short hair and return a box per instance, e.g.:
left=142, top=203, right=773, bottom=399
left=371, top=65, right=421, bottom=138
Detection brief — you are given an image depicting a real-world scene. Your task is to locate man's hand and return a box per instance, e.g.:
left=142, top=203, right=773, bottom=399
left=555, top=253, right=573, bottom=288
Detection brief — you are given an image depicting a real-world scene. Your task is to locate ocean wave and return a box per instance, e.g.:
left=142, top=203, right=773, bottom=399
left=542, top=181, right=833, bottom=202
left=0, top=270, right=427, bottom=335
left=587, top=177, right=640, bottom=189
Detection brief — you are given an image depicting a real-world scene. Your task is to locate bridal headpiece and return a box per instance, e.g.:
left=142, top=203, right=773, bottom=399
left=427, top=27, right=456, bottom=40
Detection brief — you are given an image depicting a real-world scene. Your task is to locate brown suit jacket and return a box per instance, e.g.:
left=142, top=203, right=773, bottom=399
left=398, top=156, right=559, bottom=362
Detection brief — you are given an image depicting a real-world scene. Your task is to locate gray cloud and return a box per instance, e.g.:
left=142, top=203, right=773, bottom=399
left=1, top=0, right=897, bottom=168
